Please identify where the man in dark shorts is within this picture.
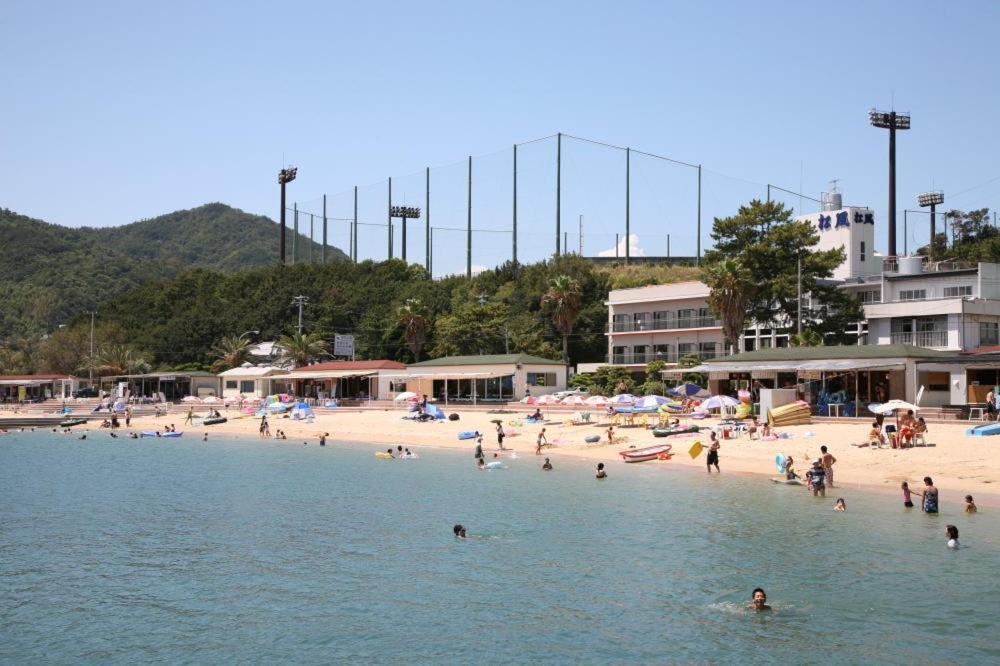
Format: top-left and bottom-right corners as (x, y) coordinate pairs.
(707, 433), (720, 473)
(806, 459), (826, 497)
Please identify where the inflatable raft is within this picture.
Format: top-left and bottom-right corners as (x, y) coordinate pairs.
(652, 425), (699, 438)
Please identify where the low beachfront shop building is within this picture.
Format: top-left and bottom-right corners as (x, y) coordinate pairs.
(271, 360), (408, 401)
(218, 365), (285, 399)
(398, 354), (567, 403)
(676, 345), (953, 416)
(105, 371), (221, 401)
(0, 374), (80, 402)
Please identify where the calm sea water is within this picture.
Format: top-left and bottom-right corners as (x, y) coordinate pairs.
(1, 432), (998, 664)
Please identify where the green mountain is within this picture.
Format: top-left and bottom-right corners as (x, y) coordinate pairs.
(0, 203), (348, 338)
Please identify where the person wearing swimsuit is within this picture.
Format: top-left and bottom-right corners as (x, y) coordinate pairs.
(901, 481), (914, 508)
(921, 476), (939, 513)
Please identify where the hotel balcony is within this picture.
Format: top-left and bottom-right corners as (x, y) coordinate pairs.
(608, 349), (727, 366)
(607, 316), (721, 334)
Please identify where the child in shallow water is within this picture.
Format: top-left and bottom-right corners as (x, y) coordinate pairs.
(834, 498), (846, 511)
(901, 481), (914, 508)
(965, 495), (977, 513)
(946, 524), (960, 549)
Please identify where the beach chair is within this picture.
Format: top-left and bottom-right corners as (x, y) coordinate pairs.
(913, 432), (927, 447)
(639, 414), (649, 429)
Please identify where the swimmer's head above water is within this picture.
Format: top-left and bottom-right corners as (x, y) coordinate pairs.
(749, 588), (771, 611)
(453, 524), (466, 538)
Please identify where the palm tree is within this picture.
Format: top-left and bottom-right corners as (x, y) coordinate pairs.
(541, 275), (583, 364)
(790, 329), (824, 347)
(94, 344), (150, 376)
(277, 332), (329, 367)
(704, 259), (754, 355)
(211, 334), (254, 371)
(397, 299), (429, 362)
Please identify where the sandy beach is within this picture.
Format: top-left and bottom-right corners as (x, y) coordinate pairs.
(69, 405), (996, 509)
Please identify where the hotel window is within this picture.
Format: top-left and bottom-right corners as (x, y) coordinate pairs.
(653, 344), (672, 360)
(240, 380), (255, 393)
(653, 310), (674, 330)
(744, 338), (756, 352)
(677, 343), (696, 359)
(527, 372), (557, 387)
(225, 380), (238, 389)
(613, 314), (629, 332)
(898, 289), (926, 302)
(860, 241), (866, 262)
(980, 322), (999, 346)
(633, 345), (649, 361)
(699, 342), (717, 359)
(759, 337), (772, 349)
(633, 312), (651, 331)
(943, 285), (973, 297)
(858, 290), (880, 304)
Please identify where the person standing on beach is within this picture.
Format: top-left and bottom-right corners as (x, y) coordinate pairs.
(496, 422), (506, 450)
(707, 432), (720, 473)
(606, 426), (614, 445)
(474, 436), (484, 461)
(820, 445), (837, 488)
(319, 432), (328, 447)
(185, 406), (195, 425)
(125, 406), (132, 428)
(535, 428), (547, 455)
(259, 415), (269, 438)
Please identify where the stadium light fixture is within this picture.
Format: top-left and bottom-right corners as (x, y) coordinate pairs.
(869, 108), (911, 257)
(917, 191), (944, 261)
(390, 205), (422, 262)
(278, 167), (298, 264)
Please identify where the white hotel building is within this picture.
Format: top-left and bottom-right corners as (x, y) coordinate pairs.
(600, 191), (1000, 373)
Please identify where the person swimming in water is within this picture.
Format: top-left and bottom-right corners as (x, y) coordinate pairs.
(965, 495), (977, 513)
(834, 498), (846, 511)
(748, 587), (771, 611)
(946, 524), (960, 549)
(596, 462), (607, 479)
(453, 524), (467, 538)
(542, 457), (553, 470)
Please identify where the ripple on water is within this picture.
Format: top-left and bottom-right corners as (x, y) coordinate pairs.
(1, 432), (998, 664)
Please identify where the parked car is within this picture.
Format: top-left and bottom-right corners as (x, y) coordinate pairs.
(73, 387), (99, 398)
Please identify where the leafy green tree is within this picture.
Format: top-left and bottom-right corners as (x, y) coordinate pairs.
(705, 199), (861, 341)
(396, 299), (430, 362)
(637, 359), (667, 396)
(541, 275), (583, 363)
(277, 332), (329, 367)
(95, 344), (150, 376)
(676, 353), (706, 385)
(211, 334), (254, 371)
(704, 259), (754, 355)
(790, 329), (824, 347)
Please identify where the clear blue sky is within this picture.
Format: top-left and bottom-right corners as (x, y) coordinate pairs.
(4, 1), (999, 275)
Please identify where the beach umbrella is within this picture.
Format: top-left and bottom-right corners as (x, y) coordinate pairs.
(537, 394), (559, 405)
(181, 395), (201, 403)
(610, 394), (636, 405)
(519, 396), (536, 404)
(393, 391), (418, 401)
(202, 396), (221, 404)
(223, 395), (241, 403)
(584, 395), (609, 406)
(560, 395), (586, 406)
(702, 395), (740, 410)
(868, 400), (919, 415)
(636, 395), (670, 408)
(669, 383), (709, 398)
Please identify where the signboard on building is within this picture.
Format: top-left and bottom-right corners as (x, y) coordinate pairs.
(334, 334), (355, 357)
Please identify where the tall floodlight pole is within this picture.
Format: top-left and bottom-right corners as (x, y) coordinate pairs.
(869, 108), (912, 257)
(512, 144), (518, 268)
(625, 147), (631, 265)
(425, 167), (431, 271)
(87, 310), (96, 384)
(322, 195), (327, 263)
(293, 203), (299, 264)
(467, 155), (472, 278)
(387, 178), (392, 259)
(352, 186), (358, 262)
(556, 132), (562, 257)
(918, 191), (945, 262)
(697, 165), (702, 264)
(391, 206), (421, 263)
(309, 213), (314, 262)
(278, 167), (297, 263)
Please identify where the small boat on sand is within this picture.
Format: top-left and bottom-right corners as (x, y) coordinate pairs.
(619, 443), (672, 463)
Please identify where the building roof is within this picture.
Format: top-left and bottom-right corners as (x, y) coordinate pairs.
(0, 374), (75, 381)
(217, 366), (285, 377)
(410, 353), (565, 367)
(703, 344), (951, 364)
(291, 360), (406, 373)
(884, 268), (978, 281)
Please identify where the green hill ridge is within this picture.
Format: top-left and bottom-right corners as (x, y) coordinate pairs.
(0, 203), (348, 338)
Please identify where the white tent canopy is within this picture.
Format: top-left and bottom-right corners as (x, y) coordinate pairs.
(665, 358), (908, 375)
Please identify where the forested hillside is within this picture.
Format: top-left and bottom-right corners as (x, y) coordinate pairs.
(0, 204), (348, 339)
